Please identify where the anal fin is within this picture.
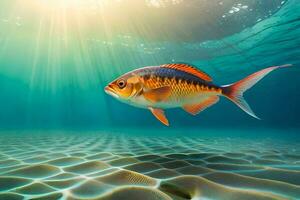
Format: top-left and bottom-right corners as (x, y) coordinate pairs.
(149, 107), (169, 126)
(183, 96), (219, 115)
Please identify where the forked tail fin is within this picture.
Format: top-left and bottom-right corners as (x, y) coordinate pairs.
(222, 64), (292, 119)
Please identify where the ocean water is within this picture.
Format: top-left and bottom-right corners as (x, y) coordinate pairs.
(0, 0), (299, 200)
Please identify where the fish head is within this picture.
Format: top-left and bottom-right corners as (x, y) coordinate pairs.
(105, 73), (143, 100)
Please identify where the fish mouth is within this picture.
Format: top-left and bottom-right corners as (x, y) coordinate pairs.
(104, 86), (119, 99)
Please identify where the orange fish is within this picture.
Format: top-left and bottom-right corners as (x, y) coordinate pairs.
(105, 63), (291, 126)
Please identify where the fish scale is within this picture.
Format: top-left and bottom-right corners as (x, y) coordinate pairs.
(142, 73), (220, 103)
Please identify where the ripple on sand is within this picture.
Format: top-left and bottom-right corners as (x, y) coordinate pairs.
(46, 172), (78, 180)
(206, 163), (264, 171)
(282, 154), (300, 161)
(146, 169), (180, 179)
(64, 161), (110, 174)
(0, 177), (31, 191)
(0, 159), (21, 168)
(0, 164), (29, 175)
(0, 154), (9, 160)
(85, 153), (114, 160)
(44, 178), (85, 189)
(176, 165), (214, 175)
(47, 157), (85, 167)
(125, 162), (162, 173)
(31, 192), (63, 200)
(239, 168), (300, 185)
(23, 156), (51, 164)
(100, 186), (172, 200)
(159, 175), (289, 200)
(252, 158), (287, 165)
(204, 172), (300, 199)
(135, 155), (162, 161)
(70, 153), (88, 157)
(70, 180), (113, 198)
(46, 153), (68, 159)
(13, 182), (55, 195)
(108, 157), (139, 166)
(260, 154), (283, 160)
(96, 169), (157, 186)
(0, 193), (24, 200)
(161, 160), (191, 169)
(187, 153), (216, 159)
(165, 154), (188, 159)
(88, 168), (119, 177)
(151, 157), (174, 164)
(0, 133), (299, 200)
(184, 159), (207, 166)
(3, 164), (61, 178)
(223, 152), (246, 158)
(13, 151), (49, 160)
(205, 156), (250, 164)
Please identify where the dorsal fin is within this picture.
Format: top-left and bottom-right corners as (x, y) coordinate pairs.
(161, 63), (212, 82)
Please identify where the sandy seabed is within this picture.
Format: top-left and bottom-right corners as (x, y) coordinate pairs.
(0, 131), (299, 200)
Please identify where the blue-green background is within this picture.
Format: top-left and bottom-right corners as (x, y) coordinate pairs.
(0, 0), (299, 130)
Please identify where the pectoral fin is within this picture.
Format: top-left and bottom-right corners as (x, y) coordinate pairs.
(143, 86), (171, 103)
(183, 96), (219, 115)
(149, 107), (169, 126)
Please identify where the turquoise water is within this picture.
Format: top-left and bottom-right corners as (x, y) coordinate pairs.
(0, 1), (299, 199)
(0, 0), (299, 129)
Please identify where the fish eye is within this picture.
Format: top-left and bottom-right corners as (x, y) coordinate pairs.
(117, 79), (126, 89)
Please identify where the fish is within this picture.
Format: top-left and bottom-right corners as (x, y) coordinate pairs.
(104, 63), (291, 126)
